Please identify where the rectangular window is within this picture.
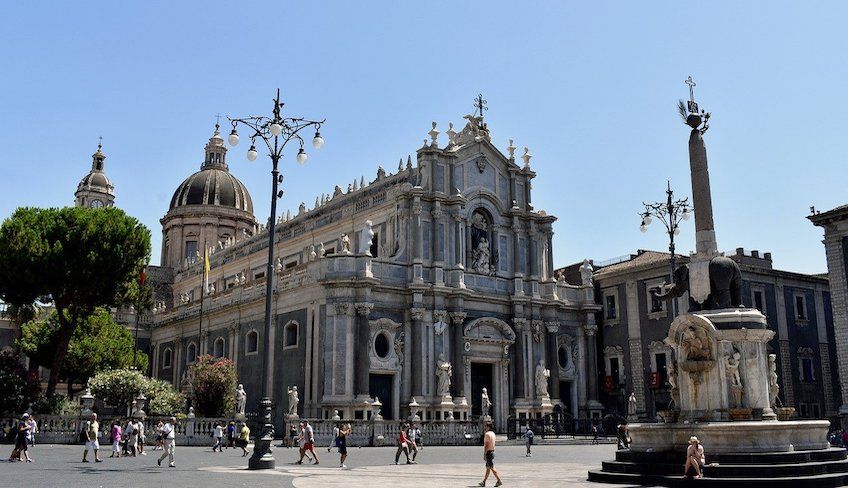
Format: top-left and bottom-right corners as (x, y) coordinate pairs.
(650, 293), (664, 313)
(325, 247), (335, 256)
(795, 294), (807, 320)
(185, 240), (198, 260)
(610, 357), (621, 385)
(254, 271), (265, 280)
(811, 404), (821, 418)
(801, 357), (815, 382)
(284, 261), (298, 270)
(370, 232), (379, 257)
(606, 295), (617, 320)
(655, 353), (667, 384)
(753, 290), (765, 312)
(799, 403), (809, 418)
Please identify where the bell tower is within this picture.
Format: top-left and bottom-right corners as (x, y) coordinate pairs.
(75, 139), (116, 208)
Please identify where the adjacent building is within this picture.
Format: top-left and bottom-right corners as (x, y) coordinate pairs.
(557, 248), (840, 421)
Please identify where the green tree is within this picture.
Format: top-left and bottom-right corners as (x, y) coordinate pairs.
(16, 308), (148, 394)
(0, 352), (41, 415)
(89, 368), (185, 416)
(0, 206), (151, 396)
(189, 355), (237, 417)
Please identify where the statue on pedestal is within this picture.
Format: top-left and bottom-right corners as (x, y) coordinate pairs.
(360, 220), (374, 256)
(627, 392), (637, 419)
(287, 386), (299, 417)
(340, 233), (351, 254)
(481, 387), (492, 418)
(579, 259), (593, 286)
(472, 236), (491, 274)
(534, 360), (550, 397)
(235, 384), (246, 417)
(436, 354), (452, 397)
(768, 354), (780, 408)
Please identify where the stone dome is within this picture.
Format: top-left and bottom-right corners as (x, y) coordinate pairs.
(168, 125), (254, 213)
(169, 168), (253, 212)
(77, 170), (113, 192)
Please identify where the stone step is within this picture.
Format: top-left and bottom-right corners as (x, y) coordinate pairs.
(587, 470), (848, 487)
(616, 447), (847, 465)
(601, 459), (848, 478)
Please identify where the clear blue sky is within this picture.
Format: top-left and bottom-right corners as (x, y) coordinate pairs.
(1, 1), (845, 274)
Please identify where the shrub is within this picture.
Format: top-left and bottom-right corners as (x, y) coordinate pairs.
(89, 368), (185, 417)
(0, 352), (40, 415)
(188, 355), (236, 417)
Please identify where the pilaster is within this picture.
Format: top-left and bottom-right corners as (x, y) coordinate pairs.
(410, 307), (426, 397)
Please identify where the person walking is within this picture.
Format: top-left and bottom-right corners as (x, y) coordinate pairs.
(212, 422), (224, 452)
(523, 426), (534, 457)
(109, 419), (122, 458)
(295, 422), (314, 464)
(394, 422), (411, 465)
(82, 413), (102, 463)
(226, 421), (235, 450)
(135, 417), (147, 455)
(237, 422), (250, 457)
(297, 420), (319, 465)
(153, 421), (164, 450)
(8, 417), (32, 462)
(406, 423), (418, 463)
(127, 424), (138, 457)
(123, 417), (134, 456)
(478, 421), (502, 487)
(338, 423), (350, 468)
(157, 416), (177, 468)
(25, 414), (38, 448)
(328, 423), (340, 453)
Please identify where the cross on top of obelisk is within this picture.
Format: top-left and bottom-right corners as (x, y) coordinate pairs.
(473, 93), (488, 118)
(685, 76), (699, 113)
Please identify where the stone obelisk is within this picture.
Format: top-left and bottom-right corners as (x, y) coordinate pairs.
(684, 77), (718, 257)
(682, 77), (718, 305)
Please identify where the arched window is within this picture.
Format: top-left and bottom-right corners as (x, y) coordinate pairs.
(246, 330), (259, 355)
(187, 343), (197, 364)
(284, 321), (299, 349)
(163, 348), (173, 369)
(213, 337), (225, 357)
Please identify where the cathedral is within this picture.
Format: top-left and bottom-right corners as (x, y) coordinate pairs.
(93, 110), (602, 430)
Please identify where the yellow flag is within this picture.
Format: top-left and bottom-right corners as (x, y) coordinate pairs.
(203, 246), (210, 293)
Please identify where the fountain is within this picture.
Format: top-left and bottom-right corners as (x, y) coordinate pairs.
(588, 78), (847, 486)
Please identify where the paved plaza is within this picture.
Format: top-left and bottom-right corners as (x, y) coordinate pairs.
(5, 442), (619, 488)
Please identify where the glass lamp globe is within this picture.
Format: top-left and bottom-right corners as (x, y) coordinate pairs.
(674, 226), (681, 236)
(640, 224), (647, 233)
(682, 209), (691, 221)
(247, 145), (258, 162)
(643, 214), (652, 225)
(312, 131), (324, 149)
(228, 130), (239, 146)
(270, 122), (282, 137)
(296, 148), (308, 164)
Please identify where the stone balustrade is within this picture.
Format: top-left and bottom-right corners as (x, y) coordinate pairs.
(16, 414), (483, 447)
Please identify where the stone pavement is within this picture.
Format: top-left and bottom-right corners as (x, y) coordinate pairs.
(4, 442), (621, 487)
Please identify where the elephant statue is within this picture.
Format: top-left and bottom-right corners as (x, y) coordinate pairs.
(651, 255), (743, 311)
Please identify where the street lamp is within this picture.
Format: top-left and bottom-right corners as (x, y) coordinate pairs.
(640, 181), (691, 316)
(228, 88), (325, 470)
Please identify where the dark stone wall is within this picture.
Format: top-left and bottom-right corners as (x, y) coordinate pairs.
(272, 308), (308, 427)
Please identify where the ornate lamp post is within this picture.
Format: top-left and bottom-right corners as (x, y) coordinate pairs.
(640, 181), (691, 316)
(227, 89), (324, 470)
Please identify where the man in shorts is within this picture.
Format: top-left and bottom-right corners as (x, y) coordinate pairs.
(82, 413), (102, 463)
(338, 423), (350, 468)
(479, 421), (502, 487)
(297, 420), (319, 465)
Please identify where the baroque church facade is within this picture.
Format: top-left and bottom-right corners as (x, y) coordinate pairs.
(147, 113), (602, 429)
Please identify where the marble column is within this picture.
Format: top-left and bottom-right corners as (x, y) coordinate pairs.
(412, 199), (424, 284)
(151, 343), (159, 379)
(173, 336), (182, 386)
(584, 321), (600, 406)
(545, 322), (560, 401)
(450, 311), (467, 399)
(354, 302), (374, 398)
(513, 318), (527, 398)
(410, 307), (425, 397)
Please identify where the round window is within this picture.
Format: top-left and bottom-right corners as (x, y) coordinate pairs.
(558, 346), (569, 368)
(374, 333), (390, 358)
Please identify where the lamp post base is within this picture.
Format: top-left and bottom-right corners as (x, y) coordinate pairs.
(248, 397), (275, 470)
